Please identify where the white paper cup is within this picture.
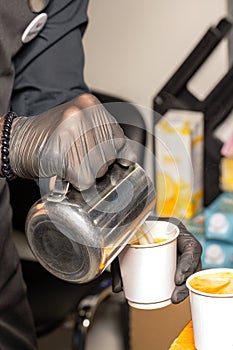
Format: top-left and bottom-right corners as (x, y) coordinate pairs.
(118, 220), (179, 310)
(186, 268), (233, 350)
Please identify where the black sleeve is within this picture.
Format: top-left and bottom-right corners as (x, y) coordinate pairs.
(0, 180), (37, 349)
(11, 0), (90, 116)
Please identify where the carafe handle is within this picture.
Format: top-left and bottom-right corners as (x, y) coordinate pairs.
(47, 177), (69, 202)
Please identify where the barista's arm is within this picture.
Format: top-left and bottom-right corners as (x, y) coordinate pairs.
(0, 94), (136, 190)
(11, 0), (90, 116)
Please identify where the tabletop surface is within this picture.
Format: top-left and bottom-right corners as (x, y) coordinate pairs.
(169, 321), (195, 349)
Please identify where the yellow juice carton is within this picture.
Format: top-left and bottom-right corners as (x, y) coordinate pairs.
(155, 109), (204, 219)
(220, 157), (233, 192)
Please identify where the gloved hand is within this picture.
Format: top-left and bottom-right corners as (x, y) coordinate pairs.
(160, 217), (202, 303)
(111, 216), (202, 304)
(7, 93), (136, 190)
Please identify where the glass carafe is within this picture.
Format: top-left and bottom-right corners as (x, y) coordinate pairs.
(25, 163), (155, 283)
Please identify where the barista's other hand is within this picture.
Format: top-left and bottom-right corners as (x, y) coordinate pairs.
(159, 217), (202, 304)
(111, 217), (202, 303)
(8, 93), (136, 190)
(111, 256), (123, 293)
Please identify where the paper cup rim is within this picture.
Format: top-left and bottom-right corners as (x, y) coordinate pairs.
(128, 220), (179, 248)
(186, 268), (233, 298)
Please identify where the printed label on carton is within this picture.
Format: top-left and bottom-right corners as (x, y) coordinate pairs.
(155, 110), (204, 219)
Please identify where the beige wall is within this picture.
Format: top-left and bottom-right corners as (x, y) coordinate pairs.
(83, 0), (228, 179)
(83, 3), (228, 349)
(83, 0), (228, 108)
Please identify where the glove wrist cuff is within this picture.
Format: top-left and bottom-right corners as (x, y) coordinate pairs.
(0, 111), (18, 180)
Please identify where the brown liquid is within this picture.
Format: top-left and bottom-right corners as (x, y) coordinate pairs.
(190, 271), (233, 294)
(129, 223), (170, 246)
(130, 237), (167, 245)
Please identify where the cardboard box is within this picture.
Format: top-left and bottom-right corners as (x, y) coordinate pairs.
(155, 110), (204, 219)
(202, 239), (233, 269)
(205, 192), (233, 244)
(130, 300), (191, 350)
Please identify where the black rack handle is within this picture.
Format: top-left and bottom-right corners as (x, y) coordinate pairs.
(153, 17), (233, 115)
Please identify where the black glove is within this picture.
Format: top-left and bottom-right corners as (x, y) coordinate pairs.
(160, 217), (202, 304)
(111, 216), (202, 304)
(4, 93), (136, 190)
